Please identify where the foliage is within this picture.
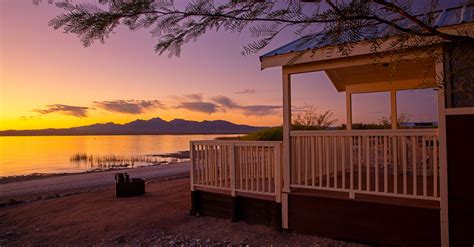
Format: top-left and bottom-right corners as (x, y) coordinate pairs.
(240, 126), (283, 141)
(350, 112), (411, 129)
(292, 105), (337, 130)
(46, 0), (474, 58)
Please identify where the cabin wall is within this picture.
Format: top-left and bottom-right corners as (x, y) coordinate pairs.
(446, 114), (474, 246)
(444, 42), (474, 246)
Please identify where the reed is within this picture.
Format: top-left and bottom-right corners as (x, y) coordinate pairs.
(69, 152), (188, 171)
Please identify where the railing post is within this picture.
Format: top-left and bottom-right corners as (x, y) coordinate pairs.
(229, 143), (236, 197)
(190, 141), (195, 192)
(275, 143), (282, 203)
(282, 69), (291, 230)
(229, 143), (238, 223)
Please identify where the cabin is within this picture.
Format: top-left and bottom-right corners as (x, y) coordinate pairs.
(189, 5), (474, 247)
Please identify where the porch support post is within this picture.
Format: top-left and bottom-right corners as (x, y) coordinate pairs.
(436, 57), (450, 247)
(390, 90), (398, 129)
(346, 92), (352, 130)
(190, 141), (195, 191)
(282, 68), (291, 229)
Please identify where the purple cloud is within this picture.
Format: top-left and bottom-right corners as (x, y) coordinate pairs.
(94, 100), (166, 114)
(177, 101), (219, 114)
(34, 104), (90, 117)
(211, 95), (281, 116)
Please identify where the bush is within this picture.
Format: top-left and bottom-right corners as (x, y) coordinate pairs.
(240, 126), (283, 141)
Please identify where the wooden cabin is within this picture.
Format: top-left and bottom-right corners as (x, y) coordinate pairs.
(189, 5), (474, 246)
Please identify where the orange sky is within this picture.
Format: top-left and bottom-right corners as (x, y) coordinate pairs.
(0, 1), (438, 131)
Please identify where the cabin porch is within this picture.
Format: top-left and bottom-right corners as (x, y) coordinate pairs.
(189, 127), (441, 245)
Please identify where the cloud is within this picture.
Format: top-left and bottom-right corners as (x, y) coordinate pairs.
(172, 94), (281, 116)
(34, 104), (90, 117)
(183, 94), (203, 101)
(211, 95), (281, 116)
(177, 101), (219, 114)
(239, 105), (281, 116)
(174, 93), (219, 114)
(211, 95), (240, 109)
(94, 100), (165, 114)
(235, 89), (257, 94)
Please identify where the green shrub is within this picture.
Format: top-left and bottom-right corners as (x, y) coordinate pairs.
(240, 126), (283, 141)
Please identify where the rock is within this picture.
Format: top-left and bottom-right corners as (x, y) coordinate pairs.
(6, 199), (23, 206)
(41, 194), (59, 200)
(114, 236), (126, 244)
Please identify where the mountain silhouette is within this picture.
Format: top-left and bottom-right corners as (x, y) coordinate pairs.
(0, 117), (264, 136)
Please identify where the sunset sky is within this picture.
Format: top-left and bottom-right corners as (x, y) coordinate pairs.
(0, 1), (442, 131)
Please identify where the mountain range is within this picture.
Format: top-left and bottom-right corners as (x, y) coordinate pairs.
(0, 118), (265, 136)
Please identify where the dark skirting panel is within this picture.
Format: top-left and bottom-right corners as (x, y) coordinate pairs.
(235, 196), (281, 228)
(190, 190), (281, 229)
(288, 194), (440, 247)
(191, 191), (233, 219)
(446, 114), (474, 247)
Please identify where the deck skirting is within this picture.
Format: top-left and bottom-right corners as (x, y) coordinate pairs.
(191, 189), (440, 246)
(288, 193), (440, 247)
(190, 190), (282, 229)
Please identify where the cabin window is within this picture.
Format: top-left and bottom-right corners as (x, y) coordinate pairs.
(444, 42), (474, 108)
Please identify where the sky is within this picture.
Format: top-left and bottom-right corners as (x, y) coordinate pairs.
(0, 0), (442, 131)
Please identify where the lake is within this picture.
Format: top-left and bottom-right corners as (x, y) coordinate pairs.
(0, 134), (238, 177)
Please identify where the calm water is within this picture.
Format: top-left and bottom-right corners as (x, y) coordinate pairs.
(0, 135), (237, 177)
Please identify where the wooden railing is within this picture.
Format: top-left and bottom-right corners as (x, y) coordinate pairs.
(290, 129), (440, 201)
(190, 141), (282, 201)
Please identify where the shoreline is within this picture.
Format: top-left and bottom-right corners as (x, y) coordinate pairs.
(0, 150), (190, 185)
(0, 162), (188, 185)
(0, 133), (246, 137)
(0, 162), (190, 202)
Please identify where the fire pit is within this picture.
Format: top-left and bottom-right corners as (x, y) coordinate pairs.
(115, 173), (145, 197)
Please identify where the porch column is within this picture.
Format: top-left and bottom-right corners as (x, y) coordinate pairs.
(390, 90), (398, 129)
(436, 57), (449, 247)
(282, 68), (291, 229)
(346, 92), (352, 130)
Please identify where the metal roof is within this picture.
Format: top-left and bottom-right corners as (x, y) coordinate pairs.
(260, 4), (474, 59)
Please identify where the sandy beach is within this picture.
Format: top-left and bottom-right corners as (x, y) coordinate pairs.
(0, 175), (361, 246)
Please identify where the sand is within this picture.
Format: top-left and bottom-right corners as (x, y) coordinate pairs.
(0, 177), (362, 246)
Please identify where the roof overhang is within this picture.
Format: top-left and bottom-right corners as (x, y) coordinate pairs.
(325, 57), (437, 92)
(261, 23), (474, 70)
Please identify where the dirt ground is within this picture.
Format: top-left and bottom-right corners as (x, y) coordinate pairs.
(0, 178), (363, 246)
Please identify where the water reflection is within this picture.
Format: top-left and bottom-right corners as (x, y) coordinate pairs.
(0, 135), (238, 176)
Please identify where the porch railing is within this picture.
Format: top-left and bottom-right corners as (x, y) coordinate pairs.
(290, 129), (440, 201)
(190, 140), (282, 201)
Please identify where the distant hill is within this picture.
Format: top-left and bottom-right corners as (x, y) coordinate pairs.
(0, 118), (265, 136)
